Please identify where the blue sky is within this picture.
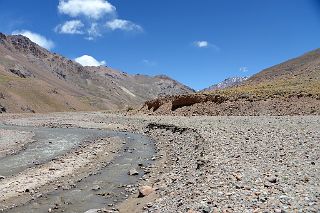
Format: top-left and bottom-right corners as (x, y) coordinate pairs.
(0, 0), (319, 90)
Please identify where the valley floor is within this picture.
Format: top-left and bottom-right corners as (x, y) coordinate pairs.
(0, 112), (319, 213)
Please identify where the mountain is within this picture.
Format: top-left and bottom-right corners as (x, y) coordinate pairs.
(223, 48), (320, 99)
(141, 49), (320, 116)
(0, 33), (194, 113)
(202, 76), (248, 91)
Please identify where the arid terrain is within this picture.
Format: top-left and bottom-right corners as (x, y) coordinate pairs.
(141, 49), (320, 116)
(0, 46), (319, 212)
(0, 112), (319, 213)
(0, 33), (193, 113)
(0, 0), (319, 212)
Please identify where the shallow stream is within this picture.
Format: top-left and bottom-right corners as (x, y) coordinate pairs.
(0, 123), (154, 212)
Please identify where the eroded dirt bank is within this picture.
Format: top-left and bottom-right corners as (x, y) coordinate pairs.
(0, 113), (319, 213)
(139, 94), (320, 116)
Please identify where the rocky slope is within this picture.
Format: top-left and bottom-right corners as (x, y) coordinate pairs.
(141, 49), (320, 116)
(0, 33), (194, 113)
(202, 76), (248, 91)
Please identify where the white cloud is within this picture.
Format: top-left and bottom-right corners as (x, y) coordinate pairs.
(75, 55), (106, 66)
(106, 19), (143, 32)
(194, 41), (209, 48)
(193, 40), (220, 51)
(240, 67), (248, 72)
(12, 30), (55, 50)
(58, 0), (115, 19)
(55, 20), (84, 34)
(56, 0), (142, 40)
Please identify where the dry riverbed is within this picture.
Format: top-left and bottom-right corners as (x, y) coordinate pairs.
(0, 112), (319, 213)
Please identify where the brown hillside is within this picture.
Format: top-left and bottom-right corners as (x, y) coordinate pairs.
(0, 33), (194, 113)
(140, 49), (320, 116)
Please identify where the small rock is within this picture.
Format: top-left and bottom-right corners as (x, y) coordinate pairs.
(264, 182), (272, 188)
(267, 176), (277, 183)
(233, 173), (242, 181)
(92, 185), (101, 191)
(244, 185), (251, 190)
(138, 186), (155, 198)
(84, 209), (100, 213)
(0, 176), (5, 180)
(202, 206), (211, 213)
(128, 169), (139, 176)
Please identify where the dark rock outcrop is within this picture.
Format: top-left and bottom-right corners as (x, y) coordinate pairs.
(9, 65), (33, 78)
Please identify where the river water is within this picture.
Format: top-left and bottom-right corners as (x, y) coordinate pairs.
(0, 124), (154, 213)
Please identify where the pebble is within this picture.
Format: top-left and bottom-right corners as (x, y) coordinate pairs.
(128, 169), (139, 176)
(267, 176), (277, 183)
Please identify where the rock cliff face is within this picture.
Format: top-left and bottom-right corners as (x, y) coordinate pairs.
(0, 33), (194, 113)
(140, 49), (320, 116)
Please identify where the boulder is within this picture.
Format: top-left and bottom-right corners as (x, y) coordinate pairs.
(138, 186), (155, 198)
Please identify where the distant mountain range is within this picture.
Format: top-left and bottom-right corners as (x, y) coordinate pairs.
(0, 33), (194, 113)
(202, 76), (248, 91)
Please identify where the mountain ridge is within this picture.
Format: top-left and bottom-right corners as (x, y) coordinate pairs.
(140, 48), (320, 116)
(0, 33), (194, 113)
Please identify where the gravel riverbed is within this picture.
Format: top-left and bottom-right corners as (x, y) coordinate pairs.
(0, 113), (319, 213)
(0, 129), (34, 158)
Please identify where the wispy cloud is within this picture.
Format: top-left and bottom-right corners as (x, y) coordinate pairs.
(75, 55), (106, 66)
(194, 41), (209, 48)
(58, 0), (115, 19)
(240, 67), (249, 72)
(12, 30), (55, 50)
(106, 19), (143, 32)
(55, 20), (84, 34)
(142, 59), (157, 67)
(86, 23), (101, 40)
(193, 40), (220, 51)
